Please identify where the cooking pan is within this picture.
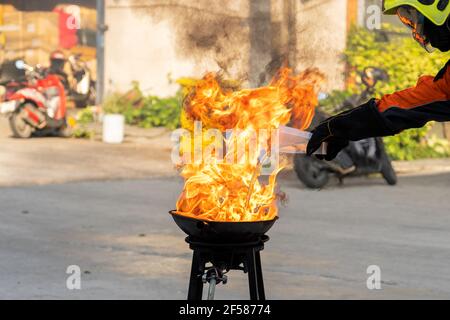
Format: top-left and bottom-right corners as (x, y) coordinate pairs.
(170, 210), (278, 243)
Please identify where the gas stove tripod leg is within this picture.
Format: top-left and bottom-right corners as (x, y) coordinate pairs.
(187, 250), (204, 300)
(255, 250), (265, 300)
(246, 248), (264, 301)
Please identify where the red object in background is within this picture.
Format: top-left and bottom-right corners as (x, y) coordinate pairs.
(8, 73), (67, 122)
(53, 8), (78, 49)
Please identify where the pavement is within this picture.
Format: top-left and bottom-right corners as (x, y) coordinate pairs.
(0, 117), (175, 187)
(2, 116), (450, 299)
(1, 174), (450, 299)
(2, 115), (450, 187)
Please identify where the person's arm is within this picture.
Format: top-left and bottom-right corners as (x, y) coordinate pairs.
(307, 62), (450, 159)
(376, 70), (450, 132)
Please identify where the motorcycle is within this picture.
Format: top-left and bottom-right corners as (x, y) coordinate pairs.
(0, 60), (71, 138)
(67, 54), (96, 108)
(45, 53), (96, 109)
(294, 67), (397, 188)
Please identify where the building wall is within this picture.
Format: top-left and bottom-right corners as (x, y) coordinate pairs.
(295, 0), (348, 91)
(105, 0), (252, 97)
(104, 0), (349, 97)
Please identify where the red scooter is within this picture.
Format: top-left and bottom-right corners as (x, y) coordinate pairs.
(0, 60), (70, 138)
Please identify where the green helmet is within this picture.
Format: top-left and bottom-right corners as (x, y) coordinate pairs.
(383, 0), (450, 26)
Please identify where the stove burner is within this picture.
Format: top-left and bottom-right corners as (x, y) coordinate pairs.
(185, 235), (268, 300)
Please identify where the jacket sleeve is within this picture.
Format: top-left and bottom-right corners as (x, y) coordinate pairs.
(375, 61), (450, 134)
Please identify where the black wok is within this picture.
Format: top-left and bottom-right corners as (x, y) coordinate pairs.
(170, 210), (278, 243)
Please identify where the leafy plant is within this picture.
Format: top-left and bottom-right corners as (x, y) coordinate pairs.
(72, 108), (95, 139)
(76, 108), (95, 125)
(383, 123), (450, 160)
(345, 24), (450, 96)
(102, 81), (182, 130)
(73, 127), (95, 139)
(319, 89), (354, 114)
(136, 94), (182, 130)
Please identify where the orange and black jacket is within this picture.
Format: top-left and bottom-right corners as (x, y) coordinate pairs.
(307, 63), (450, 158)
(375, 61), (450, 133)
(334, 62), (450, 141)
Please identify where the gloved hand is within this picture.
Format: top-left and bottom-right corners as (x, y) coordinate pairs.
(306, 99), (395, 160)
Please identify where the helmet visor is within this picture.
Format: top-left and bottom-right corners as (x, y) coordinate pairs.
(397, 6), (435, 52)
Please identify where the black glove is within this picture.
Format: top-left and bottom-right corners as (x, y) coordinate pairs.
(306, 99), (395, 160)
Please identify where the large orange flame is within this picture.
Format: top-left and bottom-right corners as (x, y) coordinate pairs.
(176, 68), (324, 222)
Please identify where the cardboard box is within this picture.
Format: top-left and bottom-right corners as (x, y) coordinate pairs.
(2, 11), (59, 51)
(79, 6), (97, 30)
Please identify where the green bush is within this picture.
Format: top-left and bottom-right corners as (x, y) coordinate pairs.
(345, 24), (449, 96)
(136, 95), (182, 130)
(383, 124), (450, 160)
(319, 89), (354, 114)
(103, 82), (182, 130)
(77, 108), (95, 125)
(73, 127), (95, 139)
(72, 108), (95, 139)
(327, 24), (450, 160)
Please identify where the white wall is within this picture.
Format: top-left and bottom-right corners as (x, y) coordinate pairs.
(105, 0), (251, 97)
(296, 0), (348, 91)
(104, 0), (348, 96)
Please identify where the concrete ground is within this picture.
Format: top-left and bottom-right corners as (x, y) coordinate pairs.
(0, 117), (175, 187)
(1, 173), (450, 300)
(2, 115), (450, 187)
(2, 116), (450, 299)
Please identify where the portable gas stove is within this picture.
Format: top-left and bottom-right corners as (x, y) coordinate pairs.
(170, 210), (277, 301)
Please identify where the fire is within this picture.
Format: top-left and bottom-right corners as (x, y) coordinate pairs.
(175, 68), (324, 222)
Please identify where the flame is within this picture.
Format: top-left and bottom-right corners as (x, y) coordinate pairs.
(176, 68), (324, 222)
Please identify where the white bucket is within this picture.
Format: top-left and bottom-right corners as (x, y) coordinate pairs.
(102, 114), (125, 144)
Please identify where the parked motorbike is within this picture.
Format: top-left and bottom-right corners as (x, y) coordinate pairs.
(67, 54), (96, 108)
(294, 67), (397, 188)
(0, 60), (71, 138)
(45, 53), (96, 109)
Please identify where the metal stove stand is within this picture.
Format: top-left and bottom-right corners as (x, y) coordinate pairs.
(185, 235), (269, 300)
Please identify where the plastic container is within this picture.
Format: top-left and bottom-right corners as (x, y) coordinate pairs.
(277, 125), (327, 155)
(102, 114), (125, 144)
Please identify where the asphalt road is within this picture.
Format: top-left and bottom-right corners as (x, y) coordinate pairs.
(1, 173), (450, 299)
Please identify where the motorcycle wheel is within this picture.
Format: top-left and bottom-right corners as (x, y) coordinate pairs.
(75, 99), (87, 108)
(9, 105), (33, 139)
(74, 95), (89, 108)
(57, 120), (72, 138)
(379, 147), (397, 186)
(294, 154), (329, 189)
